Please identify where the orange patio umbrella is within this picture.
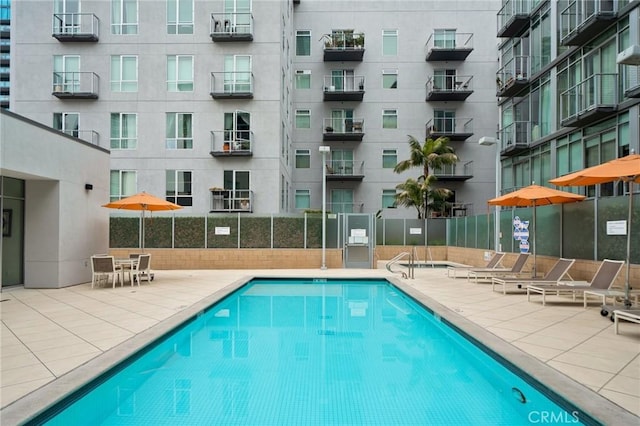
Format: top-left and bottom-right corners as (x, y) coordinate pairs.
(103, 192), (183, 252)
(550, 154), (640, 308)
(488, 184), (585, 277)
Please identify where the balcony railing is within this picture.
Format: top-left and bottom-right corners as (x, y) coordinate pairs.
(560, 0), (616, 46)
(496, 55), (529, 97)
(425, 32), (473, 61)
(560, 73), (618, 127)
(322, 31), (365, 61)
(325, 159), (365, 180)
(426, 117), (474, 141)
(52, 72), (99, 99)
(210, 72), (254, 99)
(210, 12), (253, 41)
(323, 117), (365, 141)
(209, 130), (253, 157)
(210, 189), (253, 212)
(433, 161), (474, 181)
(497, 0), (532, 38)
(623, 65), (640, 98)
(327, 202), (364, 213)
(499, 121), (530, 155)
(60, 129), (100, 146)
(52, 13), (99, 41)
(323, 75), (365, 101)
(425, 75), (473, 101)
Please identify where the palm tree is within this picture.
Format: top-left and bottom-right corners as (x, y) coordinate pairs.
(394, 135), (458, 218)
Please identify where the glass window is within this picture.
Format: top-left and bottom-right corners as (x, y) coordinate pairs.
(167, 0), (193, 34)
(167, 55), (193, 92)
(111, 55), (138, 92)
(111, 0), (138, 34)
(110, 113), (137, 149)
(295, 149), (310, 168)
(53, 55), (80, 93)
(110, 170), (137, 201)
(166, 113), (193, 149)
(382, 109), (397, 129)
(295, 70), (311, 89)
(382, 149), (397, 168)
(382, 70), (397, 89)
(382, 30), (397, 55)
(296, 30), (311, 56)
(295, 189), (310, 209)
(53, 112), (79, 137)
(434, 29), (455, 48)
(382, 189), (396, 208)
(166, 170), (192, 206)
(295, 109), (310, 128)
(224, 55), (252, 93)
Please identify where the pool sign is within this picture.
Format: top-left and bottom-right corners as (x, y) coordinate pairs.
(513, 216), (530, 253)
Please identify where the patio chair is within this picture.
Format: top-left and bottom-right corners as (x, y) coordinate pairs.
(446, 252), (505, 278)
(131, 254), (154, 284)
(612, 309), (640, 335)
(91, 255), (123, 288)
(491, 257), (576, 295)
(527, 259), (624, 306)
(467, 253), (530, 283)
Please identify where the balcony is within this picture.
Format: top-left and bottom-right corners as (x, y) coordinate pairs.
(325, 160), (365, 182)
(210, 189), (253, 213)
(210, 72), (254, 99)
(496, 55), (529, 97)
(560, 0), (616, 46)
(497, 0), (532, 38)
(560, 73), (618, 127)
(623, 65), (640, 98)
(210, 12), (253, 41)
(52, 13), (99, 42)
(327, 202), (364, 213)
(425, 32), (473, 61)
(209, 130), (253, 157)
(323, 118), (365, 142)
(433, 161), (473, 181)
(60, 129), (100, 146)
(323, 75), (365, 101)
(426, 117), (474, 142)
(425, 75), (473, 101)
(499, 121), (530, 156)
(322, 32), (365, 62)
(52, 72), (99, 99)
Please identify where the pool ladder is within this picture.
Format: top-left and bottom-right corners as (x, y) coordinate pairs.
(386, 247), (418, 279)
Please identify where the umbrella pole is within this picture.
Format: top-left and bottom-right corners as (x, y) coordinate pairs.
(624, 181), (634, 308)
(141, 209), (145, 253)
(532, 205), (537, 278)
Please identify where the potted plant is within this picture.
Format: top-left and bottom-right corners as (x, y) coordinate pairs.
(223, 142), (230, 151)
(325, 126), (334, 133)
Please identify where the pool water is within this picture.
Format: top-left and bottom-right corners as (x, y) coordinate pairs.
(38, 279), (583, 425)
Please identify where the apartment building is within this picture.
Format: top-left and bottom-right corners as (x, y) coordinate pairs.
(10, 0), (500, 218)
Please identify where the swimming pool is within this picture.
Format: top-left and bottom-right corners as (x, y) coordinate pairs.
(23, 278), (596, 425)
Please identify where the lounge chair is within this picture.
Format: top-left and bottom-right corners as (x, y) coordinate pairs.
(491, 257), (576, 295)
(613, 309), (640, 335)
(467, 253), (530, 283)
(446, 252), (505, 278)
(527, 259), (624, 306)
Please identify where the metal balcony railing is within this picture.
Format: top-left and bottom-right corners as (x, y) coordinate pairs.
(60, 129), (100, 146)
(425, 117), (474, 140)
(496, 55), (529, 95)
(210, 72), (254, 98)
(425, 32), (473, 61)
(426, 74), (473, 92)
(323, 117), (364, 134)
(499, 121), (530, 154)
(497, 0), (532, 37)
(323, 75), (365, 92)
(324, 159), (364, 176)
(560, 73), (618, 124)
(210, 189), (253, 212)
(433, 161), (473, 178)
(210, 130), (253, 154)
(210, 12), (253, 40)
(560, 0), (616, 46)
(52, 13), (99, 41)
(52, 72), (99, 98)
(322, 31), (365, 51)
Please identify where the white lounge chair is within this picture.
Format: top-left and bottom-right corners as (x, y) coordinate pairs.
(491, 258), (576, 295)
(527, 259), (624, 306)
(468, 253), (530, 283)
(613, 309), (640, 335)
(446, 252), (505, 278)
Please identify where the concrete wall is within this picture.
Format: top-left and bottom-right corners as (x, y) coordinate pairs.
(0, 109), (110, 288)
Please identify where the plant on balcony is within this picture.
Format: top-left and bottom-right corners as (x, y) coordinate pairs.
(325, 126), (334, 132)
(354, 34), (365, 49)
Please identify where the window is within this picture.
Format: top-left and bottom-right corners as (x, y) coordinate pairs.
(224, 170), (250, 210)
(433, 69), (456, 90)
(295, 189), (310, 209)
(224, 110), (251, 149)
(166, 113), (193, 149)
(382, 109), (397, 129)
(330, 189), (354, 213)
(110, 170), (137, 201)
(53, 112), (79, 137)
(382, 189), (397, 208)
(111, 0), (138, 34)
(224, 55), (252, 93)
(434, 110), (455, 132)
(111, 55), (138, 92)
(382, 149), (397, 168)
(382, 30), (398, 55)
(434, 29), (455, 48)
(382, 70), (397, 89)
(295, 70), (311, 89)
(167, 55), (193, 92)
(166, 170), (192, 206)
(295, 109), (310, 128)
(296, 30), (311, 56)
(111, 113), (137, 149)
(167, 0), (193, 34)
(295, 149), (310, 168)
(53, 55), (80, 93)
(54, 0), (79, 32)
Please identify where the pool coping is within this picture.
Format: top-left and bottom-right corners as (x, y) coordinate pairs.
(2, 275), (638, 425)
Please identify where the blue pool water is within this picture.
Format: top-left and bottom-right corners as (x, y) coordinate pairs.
(37, 278), (584, 425)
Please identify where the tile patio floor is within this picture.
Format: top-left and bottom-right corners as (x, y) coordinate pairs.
(1, 266), (638, 423)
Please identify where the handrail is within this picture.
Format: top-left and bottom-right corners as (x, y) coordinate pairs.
(386, 252), (412, 279)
